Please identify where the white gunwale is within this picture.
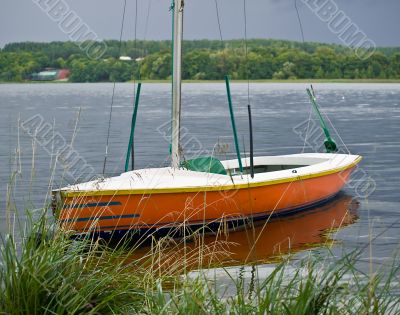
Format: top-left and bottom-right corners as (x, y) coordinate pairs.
(58, 153), (361, 197)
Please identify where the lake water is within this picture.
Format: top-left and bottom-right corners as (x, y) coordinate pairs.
(1, 82), (399, 274)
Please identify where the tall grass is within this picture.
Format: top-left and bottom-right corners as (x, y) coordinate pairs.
(1, 211), (399, 314)
(141, 255), (400, 314)
(0, 212), (147, 314)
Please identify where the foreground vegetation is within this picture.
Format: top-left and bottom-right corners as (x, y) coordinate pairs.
(1, 211), (399, 315)
(1, 39), (400, 82)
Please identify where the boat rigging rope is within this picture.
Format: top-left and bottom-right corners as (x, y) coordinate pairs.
(103, 0), (128, 175)
(322, 109), (351, 154)
(214, 0), (228, 76)
(243, 0), (255, 180)
(214, 0), (224, 45)
(133, 0), (138, 81)
(294, 0), (305, 44)
(126, 0), (151, 171)
(294, 0), (313, 153)
(294, 1), (349, 154)
(143, 0), (152, 41)
(243, 0), (250, 106)
(301, 105), (313, 153)
(130, 0), (139, 171)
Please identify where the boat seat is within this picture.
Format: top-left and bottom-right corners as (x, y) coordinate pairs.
(181, 156), (227, 175)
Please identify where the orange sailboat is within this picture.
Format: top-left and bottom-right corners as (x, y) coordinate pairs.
(51, 1), (361, 240)
(53, 153), (360, 240)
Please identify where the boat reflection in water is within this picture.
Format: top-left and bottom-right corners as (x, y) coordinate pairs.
(131, 193), (359, 272)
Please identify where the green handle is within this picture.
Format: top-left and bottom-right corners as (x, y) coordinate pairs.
(125, 82), (142, 172)
(225, 75), (243, 173)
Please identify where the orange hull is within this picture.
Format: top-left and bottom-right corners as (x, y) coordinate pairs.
(57, 166), (355, 236)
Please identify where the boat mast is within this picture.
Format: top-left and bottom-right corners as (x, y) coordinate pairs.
(171, 0), (184, 168)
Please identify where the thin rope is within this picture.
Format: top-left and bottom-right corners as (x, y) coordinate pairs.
(295, 0), (311, 153)
(214, 0), (227, 76)
(129, 0), (139, 171)
(103, 0), (128, 175)
(214, 0), (223, 43)
(131, 0), (139, 100)
(294, 0), (305, 44)
(243, 0), (250, 105)
(322, 109), (351, 154)
(143, 0), (152, 42)
(301, 104), (313, 153)
(133, 0), (140, 81)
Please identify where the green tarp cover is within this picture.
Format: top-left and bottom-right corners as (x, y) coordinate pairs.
(181, 156), (227, 175)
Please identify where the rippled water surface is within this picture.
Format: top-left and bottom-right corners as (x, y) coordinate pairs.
(1, 82), (399, 272)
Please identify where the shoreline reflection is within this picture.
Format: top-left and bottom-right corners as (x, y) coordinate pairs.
(130, 193), (359, 272)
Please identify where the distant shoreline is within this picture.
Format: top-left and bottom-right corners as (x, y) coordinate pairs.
(3, 40), (399, 83)
(1, 79), (400, 84)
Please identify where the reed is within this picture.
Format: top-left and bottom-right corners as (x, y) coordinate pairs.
(141, 252), (400, 314)
(1, 210), (399, 315)
(0, 211), (147, 315)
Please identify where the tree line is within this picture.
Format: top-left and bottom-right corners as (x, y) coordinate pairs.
(1, 39), (399, 82)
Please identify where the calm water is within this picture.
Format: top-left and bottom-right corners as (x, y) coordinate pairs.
(1, 82), (399, 273)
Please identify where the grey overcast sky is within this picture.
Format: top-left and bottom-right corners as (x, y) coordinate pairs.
(1, 0), (399, 48)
